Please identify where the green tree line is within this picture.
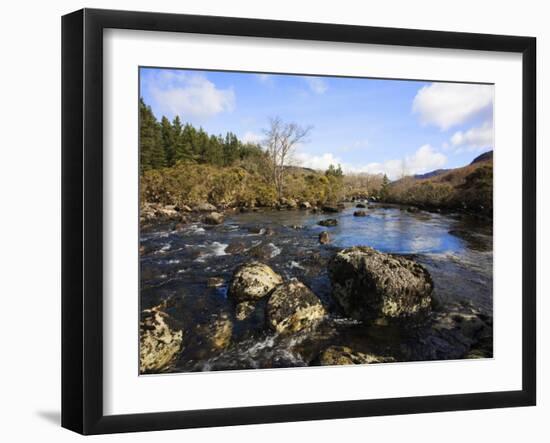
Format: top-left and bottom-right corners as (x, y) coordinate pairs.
(139, 98), (265, 173)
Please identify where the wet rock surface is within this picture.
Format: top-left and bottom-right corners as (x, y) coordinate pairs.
(203, 211), (224, 225)
(266, 279), (326, 334)
(319, 231), (330, 244)
(229, 262), (283, 303)
(317, 346), (395, 366)
(318, 218), (338, 227)
(328, 246), (433, 321)
(139, 304), (183, 374)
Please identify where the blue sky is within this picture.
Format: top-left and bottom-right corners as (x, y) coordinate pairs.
(140, 67), (494, 179)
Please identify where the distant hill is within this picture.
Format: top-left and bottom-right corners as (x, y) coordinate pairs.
(384, 151), (493, 215)
(413, 168), (450, 180)
(409, 150), (493, 181)
(470, 150), (493, 164)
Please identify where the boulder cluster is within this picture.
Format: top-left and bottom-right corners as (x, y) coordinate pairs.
(140, 243), (442, 372)
(229, 262), (326, 334)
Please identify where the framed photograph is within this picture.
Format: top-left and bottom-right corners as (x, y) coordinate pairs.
(61, 8), (536, 435)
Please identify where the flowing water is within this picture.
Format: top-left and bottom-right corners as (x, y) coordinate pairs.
(140, 203), (493, 372)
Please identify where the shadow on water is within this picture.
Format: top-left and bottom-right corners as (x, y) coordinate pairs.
(140, 203), (493, 372)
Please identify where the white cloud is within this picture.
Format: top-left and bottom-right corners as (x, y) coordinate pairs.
(449, 121), (493, 152)
(304, 77), (328, 94)
(412, 83), (493, 130)
(241, 131), (263, 144)
(150, 73), (235, 119)
(294, 152), (342, 170)
(293, 145), (447, 180)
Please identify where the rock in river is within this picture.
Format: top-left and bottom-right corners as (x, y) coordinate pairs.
(317, 346), (395, 366)
(195, 312), (233, 351)
(321, 204), (340, 213)
(353, 210), (368, 217)
(266, 279), (326, 334)
(318, 218), (338, 227)
(229, 262), (284, 319)
(328, 246), (433, 321)
(207, 277), (225, 288)
(319, 231), (330, 244)
(195, 202), (217, 212)
(203, 211), (224, 225)
(355, 203), (367, 208)
(139, 305), (183, 373)
(225, 240), (248, 254)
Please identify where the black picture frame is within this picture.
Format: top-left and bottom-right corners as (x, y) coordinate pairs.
(62, 8), (537, 435)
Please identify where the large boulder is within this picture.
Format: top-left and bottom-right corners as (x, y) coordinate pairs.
(266, 279), (326, 334)
(139, 306), (183, 373)
(229, 262), (283, 320)
(328, 246), (433, 321)
(317, 346), (395, 366)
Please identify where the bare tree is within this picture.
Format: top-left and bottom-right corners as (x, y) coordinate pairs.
(263, 117), (312, 200)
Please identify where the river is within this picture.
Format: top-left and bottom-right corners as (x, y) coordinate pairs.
(140, 203), (493, 372)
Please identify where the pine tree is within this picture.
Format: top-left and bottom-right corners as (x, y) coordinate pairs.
(204, 134), (224, 166)
(139, 98), (163, 173)
(223, 132), (240, 165)
(176, 123), (196, 162)
(379, 174), (391, 200)
(160, 116), (175, 167)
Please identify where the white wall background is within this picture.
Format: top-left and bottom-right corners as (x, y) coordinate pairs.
(0, 0), (546, 441)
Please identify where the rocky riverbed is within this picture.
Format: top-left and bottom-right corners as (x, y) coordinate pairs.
(139, 202), (493, 373)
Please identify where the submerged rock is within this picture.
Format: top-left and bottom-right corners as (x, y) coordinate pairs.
(139, 306), (183, 373)
(321, 205), (340, 213)
(225, 240), (248, 254)
(235, 301), (257, 321)
(319, 231), (330, 244)
(229, 262), (284, 304)
(356, 203), (367, 208)
(318, 218), (338, 227)
(317, 346), (395, 366)
(207, 277), (225, 288)
(353, 210), (368, 217)
(248, 242), (281, 261)
(328, 246), (433, 321)
(203, 211), (224, 225)
(195, 312), (233, 351)
(401, 303), (493, 361)
(266, 279), (326, 334)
